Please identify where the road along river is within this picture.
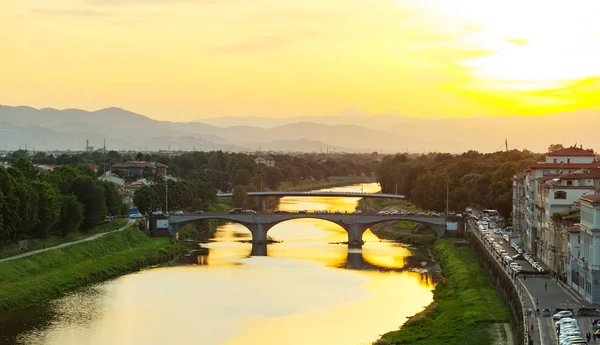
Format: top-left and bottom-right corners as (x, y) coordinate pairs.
(0, 183), (436, 345)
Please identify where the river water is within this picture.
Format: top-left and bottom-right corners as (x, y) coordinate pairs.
(0, 183), (435, 345)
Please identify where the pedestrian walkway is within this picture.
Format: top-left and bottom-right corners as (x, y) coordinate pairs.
(468, 219), (597, 345)
(0, 219), (135, 263)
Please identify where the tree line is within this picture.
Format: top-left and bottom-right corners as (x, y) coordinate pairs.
(377, 150), (542, 217)
(0, 159), (128, 243)
(131, 151), (378, 211)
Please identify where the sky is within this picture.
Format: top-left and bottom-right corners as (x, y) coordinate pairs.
(1, 0), (600, 121)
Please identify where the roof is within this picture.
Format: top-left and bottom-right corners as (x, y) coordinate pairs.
(542, 185), (595, 190)
(111, 161), (168, 169)
(536, 175), (559, 182)
(581, 194), (600, 203)
(548, 147), (595, 157)
(556, 170), (600, 180)
(256, 156), (275, 161)
(529, 162), (600, 169)
(513, 171), (529, 179)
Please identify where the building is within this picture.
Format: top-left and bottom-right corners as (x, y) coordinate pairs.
(110, 161), (168, 178)
(255, 156), (276, 167)
(569, 194), (600, 303)
(513, 146), (600, 274)
(33, 164), (55, 173)
(99, 172), (125, 187)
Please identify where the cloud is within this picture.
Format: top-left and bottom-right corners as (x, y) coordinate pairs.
(31, 8), (111, 17)
(505, 38), (529, 46)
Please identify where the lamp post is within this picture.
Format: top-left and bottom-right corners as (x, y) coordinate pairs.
(165, 176), (168, 214)
(445, 179), (449, 217)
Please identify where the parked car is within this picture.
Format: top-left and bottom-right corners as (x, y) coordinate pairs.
(244, 209), (257, 214)
(377, 211), (390, 215)
(194, 210), (204, 214)
(298, 210), (308, 214)
(174, 210), (184, 215)
(229, 208), (243, 214)
(353, 210), (362, 215)
(553, 311), (574, 320)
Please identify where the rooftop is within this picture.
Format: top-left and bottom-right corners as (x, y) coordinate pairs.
(529, 162), (600, 169)
(581, 194), (600, 203)
(548, 146), (595, 157)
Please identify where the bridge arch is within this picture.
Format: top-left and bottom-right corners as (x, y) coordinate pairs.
(168, 214), (446, 247)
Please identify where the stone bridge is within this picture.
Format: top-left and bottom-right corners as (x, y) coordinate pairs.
(169, 213), (446, 247)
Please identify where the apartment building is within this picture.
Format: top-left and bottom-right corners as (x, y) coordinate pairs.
(513, 146), (600, 274)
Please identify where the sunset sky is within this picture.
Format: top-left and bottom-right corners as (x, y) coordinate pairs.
(2, 0), (600, 121)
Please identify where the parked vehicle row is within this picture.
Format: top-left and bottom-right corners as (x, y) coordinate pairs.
(376, 210), (442, 217)
(554, 312), (587, 344)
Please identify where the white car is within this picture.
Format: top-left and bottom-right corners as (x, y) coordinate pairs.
(553, 311), (574, 320)
(377, 211), (390, 215)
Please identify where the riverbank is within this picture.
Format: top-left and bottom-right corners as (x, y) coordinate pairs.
(0, 227), (180, 313)
(0, 219), (129, 260)
(374, 238), (511, 345)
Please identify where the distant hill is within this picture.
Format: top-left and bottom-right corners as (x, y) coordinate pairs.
(1, 105), (600, 153)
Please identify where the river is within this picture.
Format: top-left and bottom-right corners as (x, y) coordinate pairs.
(0, 183), (435, 345)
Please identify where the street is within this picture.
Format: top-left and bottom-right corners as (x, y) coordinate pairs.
(469, 218), (598, 344)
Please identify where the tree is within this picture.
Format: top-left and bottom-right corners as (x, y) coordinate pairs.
(264, 167), (283, 190)
(102, 181), (125, 216)
(133, 187), (161, 213)
(232, 185), (248, 208)
(69, 177), (106, 230)
(12, 158), (39, 180)
(232, 169), (252, 187)
(55, 195), (84, 235)
(548, 144), (564, 153)
(30, 181), (60, 237)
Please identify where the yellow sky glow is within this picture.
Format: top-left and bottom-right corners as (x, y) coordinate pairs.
(1, 0), (599, 121)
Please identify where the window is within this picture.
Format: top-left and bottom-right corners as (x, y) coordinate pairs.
(568, 158), (571, 163)
(567, 180), (573, 186)
(554, 191), (567, 199)
(554, 158), (558, 163)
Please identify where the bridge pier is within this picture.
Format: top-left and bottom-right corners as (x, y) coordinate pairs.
(244, 223), (274, 244)
(362, 197), (367, 211)
(344, 223), (370, 248)
(251, 243), (268, 256)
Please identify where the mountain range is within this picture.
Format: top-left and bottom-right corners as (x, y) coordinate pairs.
(1, 105), (599, 153)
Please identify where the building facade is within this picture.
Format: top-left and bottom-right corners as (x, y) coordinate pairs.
(569, 194), (600, 303)
(513, 146), (599, 274)
(255, 156), (276, 167)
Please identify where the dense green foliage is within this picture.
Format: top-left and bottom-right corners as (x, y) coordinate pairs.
(376, 239), (510, 345)
(133, 172), (217, 213)
(0, 160), (128, 243)
(0, 227), (180, 313)
(378, 150), (541, 217)
(132, 151), (378, 212)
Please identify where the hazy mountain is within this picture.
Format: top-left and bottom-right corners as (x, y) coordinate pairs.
(2, 105), (600, 153)
(195, 107), (409, 130)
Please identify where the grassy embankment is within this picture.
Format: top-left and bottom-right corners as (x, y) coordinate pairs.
(375, 239), (510, 345)
(0, 227), (180, 313)
(0, 219), (129, 260)
(363, 198), (512, 344)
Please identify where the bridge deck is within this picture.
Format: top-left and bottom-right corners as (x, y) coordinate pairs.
(216, 191), (405, 199)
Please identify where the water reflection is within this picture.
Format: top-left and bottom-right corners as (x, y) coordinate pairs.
(0, 183), (436, 345)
